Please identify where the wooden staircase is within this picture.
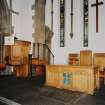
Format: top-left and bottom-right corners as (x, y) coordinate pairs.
(32, 58), (48, 65)
(29, 58), (48, 78)
(29, 43), (54, 78)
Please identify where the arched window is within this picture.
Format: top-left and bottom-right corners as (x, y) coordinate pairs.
(83, 0), (88, 47)
(60, 0), (65, 47)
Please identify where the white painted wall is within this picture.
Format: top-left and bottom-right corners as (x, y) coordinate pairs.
(46, 0), (105, 64)
(17, 0), (33, 41)
(50, 0), (83, 64)
(89, 0), (105, 52)
(45, 0), (52, 29)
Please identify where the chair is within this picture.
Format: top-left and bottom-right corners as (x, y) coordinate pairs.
(68, 53), (79, 65)
(80, 50), (92, 66)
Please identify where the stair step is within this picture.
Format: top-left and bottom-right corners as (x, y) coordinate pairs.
(32, 58), (48, 65)
(30, 64), (46, 77)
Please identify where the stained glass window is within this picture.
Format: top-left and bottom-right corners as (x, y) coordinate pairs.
(83, 0), (88, 47)
(60, 0), (65, 47)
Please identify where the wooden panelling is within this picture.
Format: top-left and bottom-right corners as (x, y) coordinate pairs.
(46, 65), (97, 94)
(46, 65), (59, 87)
(80, 50), (92, 66)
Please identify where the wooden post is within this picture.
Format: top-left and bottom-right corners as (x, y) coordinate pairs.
(0, 34), (4, 64)
(37, 43), (39, 59)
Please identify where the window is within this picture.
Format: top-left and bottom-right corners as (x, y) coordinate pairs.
(83, 0), (88, 47)
(60, 0), (65, 47)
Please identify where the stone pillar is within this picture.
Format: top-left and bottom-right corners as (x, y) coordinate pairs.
(45, 26), (53, 49)
(44, 25), (53, 62)
(33, 0), (46, 44)
(32, 0), (53, 62)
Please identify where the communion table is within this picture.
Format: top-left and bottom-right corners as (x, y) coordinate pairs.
(46, 65), (98, 94)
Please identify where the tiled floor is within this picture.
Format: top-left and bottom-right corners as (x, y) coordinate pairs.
(0, 76), (105, 105)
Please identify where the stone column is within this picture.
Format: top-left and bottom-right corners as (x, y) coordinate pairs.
(32, 0), (53, 62)
(33, 0), (46, 44)
(32, 0), (46, 59)
(45, 26), (53, 49)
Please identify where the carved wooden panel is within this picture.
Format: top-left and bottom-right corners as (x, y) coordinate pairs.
(46, 66), (59, 87)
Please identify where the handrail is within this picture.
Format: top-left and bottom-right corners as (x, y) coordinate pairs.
(44, 44), (54, 56)
(33, 43), (54, 64)
(45, 44), (54, 64)
(33, 43), (54, 57)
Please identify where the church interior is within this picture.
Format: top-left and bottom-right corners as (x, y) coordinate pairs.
(0, 0), (105, 105)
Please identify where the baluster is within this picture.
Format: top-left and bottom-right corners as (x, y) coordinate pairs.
(37, 43), (39, 59)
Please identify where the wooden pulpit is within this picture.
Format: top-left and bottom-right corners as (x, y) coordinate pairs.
(5, 40), (31, 77)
